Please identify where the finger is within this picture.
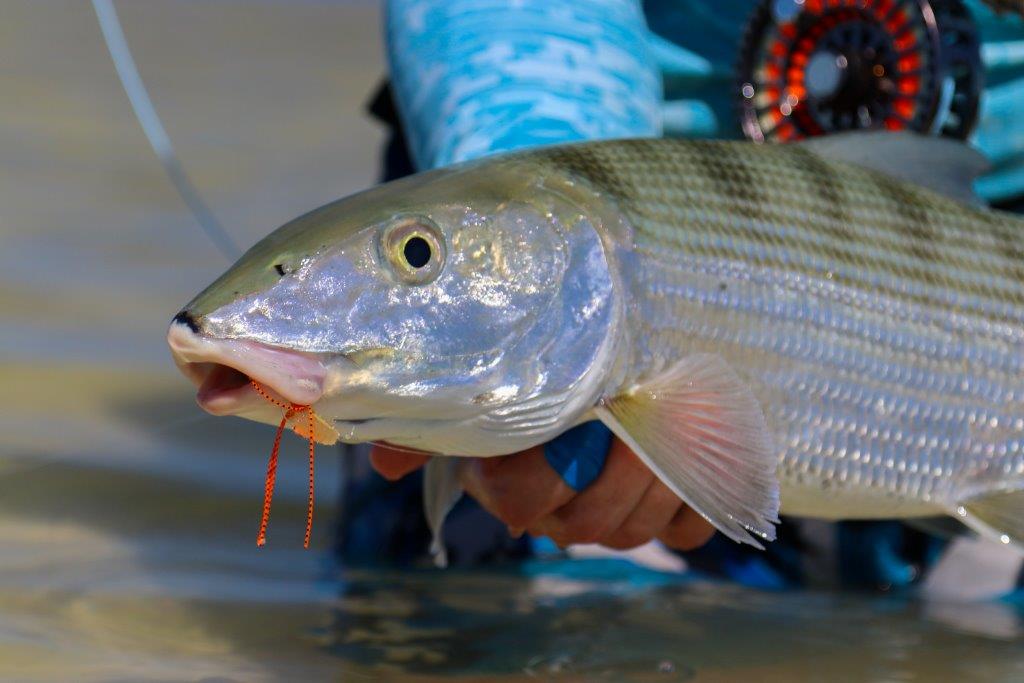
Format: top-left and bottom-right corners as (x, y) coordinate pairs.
(461, 446), (576, 530)
(600, 479), (684, 550)
(533, 438), (654, 546)
(658, 504), (716, 551)
(369, 444), (431, 481)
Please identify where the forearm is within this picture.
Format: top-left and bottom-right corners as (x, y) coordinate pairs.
(384, 0), (662, 170)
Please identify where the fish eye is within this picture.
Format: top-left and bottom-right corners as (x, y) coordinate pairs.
(403, 236), (431, 269)
(381, 217), (446, 285)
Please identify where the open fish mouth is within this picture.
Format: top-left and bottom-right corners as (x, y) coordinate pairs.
(169, 312), (339, 550)
(166, 312), (327, 416)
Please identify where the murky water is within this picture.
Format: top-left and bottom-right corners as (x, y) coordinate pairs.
(1, 1), (1023, 681)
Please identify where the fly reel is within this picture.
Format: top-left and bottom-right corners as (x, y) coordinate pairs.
(737, 0), (982, 142)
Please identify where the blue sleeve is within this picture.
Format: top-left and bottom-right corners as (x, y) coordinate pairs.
(384, 0), (662, 170)
(385, 0), (661, 490)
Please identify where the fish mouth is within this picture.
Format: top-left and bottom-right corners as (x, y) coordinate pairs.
(167, 314), (327, 416)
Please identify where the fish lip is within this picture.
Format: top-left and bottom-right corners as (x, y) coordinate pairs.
(167, 319), (327, 413)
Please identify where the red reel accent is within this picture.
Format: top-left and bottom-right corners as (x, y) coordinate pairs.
(739, 0), (939, 142)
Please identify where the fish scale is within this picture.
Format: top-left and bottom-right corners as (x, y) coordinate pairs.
(535, 138), (1024, 519)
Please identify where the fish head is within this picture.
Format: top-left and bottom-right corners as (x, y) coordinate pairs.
(168, 160), (619, 453)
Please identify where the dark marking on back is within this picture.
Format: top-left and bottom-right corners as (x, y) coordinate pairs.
(543, 142), (639, 209)
(870, 173), (943, 285)
(687, 141), (767, 226)
(789, 146), (854, 245)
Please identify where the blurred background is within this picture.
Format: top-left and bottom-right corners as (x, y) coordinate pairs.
(2, 1), (1024, 681)
(1, 1), (382, 679)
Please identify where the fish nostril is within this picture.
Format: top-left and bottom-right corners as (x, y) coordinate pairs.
(172, 310), (200, 333)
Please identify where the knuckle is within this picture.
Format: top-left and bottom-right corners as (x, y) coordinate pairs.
(561, 513), (614, 545)
(610, 521), (649, 549)
(489, 496), (529, 527)
(603, 530), (648, 550)
(469, 455), (557, 529)
(502, 506), (538, 530)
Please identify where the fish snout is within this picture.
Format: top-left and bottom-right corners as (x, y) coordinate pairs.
(172, 309), (201, 333)
(167, 313), (327, 414)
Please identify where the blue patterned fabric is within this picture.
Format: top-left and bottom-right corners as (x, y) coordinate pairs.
(385, 0), (662, 170)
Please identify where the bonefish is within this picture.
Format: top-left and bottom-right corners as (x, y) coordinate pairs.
(168, 132), (1024, 562)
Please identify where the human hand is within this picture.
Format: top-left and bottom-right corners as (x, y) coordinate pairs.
(369, 439), (715, 551)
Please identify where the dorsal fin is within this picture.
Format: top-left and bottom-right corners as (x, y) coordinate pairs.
(797, 132), (989, 206)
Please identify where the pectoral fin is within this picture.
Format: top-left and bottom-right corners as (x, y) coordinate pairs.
(423, 457), (464, 568)
(595, 354), (780, 548)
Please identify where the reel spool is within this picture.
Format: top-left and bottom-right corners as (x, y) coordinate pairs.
(738, 0), (981, 142)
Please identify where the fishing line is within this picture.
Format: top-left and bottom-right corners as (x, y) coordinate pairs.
(250, 380), (317, 548)
(257, 411), (288, 547)
(92, 0), (241, 261)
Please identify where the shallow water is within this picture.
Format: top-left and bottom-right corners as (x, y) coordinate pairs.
(2, 1), (1023, 681)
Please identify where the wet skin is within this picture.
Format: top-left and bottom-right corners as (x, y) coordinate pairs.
(370, 440), (715, 551)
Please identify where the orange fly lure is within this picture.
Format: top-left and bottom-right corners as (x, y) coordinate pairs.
(249, 380), (317, 548)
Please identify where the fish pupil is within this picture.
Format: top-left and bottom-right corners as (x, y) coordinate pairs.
(403, 235), (432, 269)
